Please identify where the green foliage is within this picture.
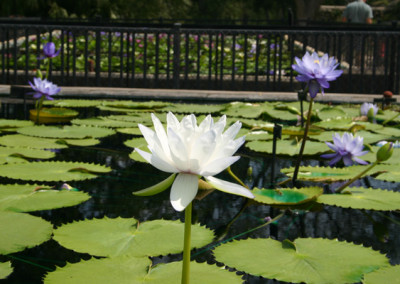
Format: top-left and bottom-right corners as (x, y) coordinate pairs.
(246, 139), (328, 156)
(18, 125), (115, 139)
(0, 261), (12, 279)
(363, 265), (400, 284)
(0, 211), (53, 255)
(253, 187), (323, 205)
(53, 218), (214, 257)
(213, 238), (389, 284)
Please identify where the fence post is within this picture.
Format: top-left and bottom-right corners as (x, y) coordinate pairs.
(173, 23), (181, 89)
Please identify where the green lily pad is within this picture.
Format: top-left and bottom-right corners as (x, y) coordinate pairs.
(0, 134), (68, 149)
(165, 103), (226, 114)
(245, 131), (271, 141)
(246, 139), (328, 156)
(126, 138), (149, 163)
(0, 261), (12, 279)
(0, 146), (55, 161)
(262, 103), (299, 121)
(44, 256), (151, 284)
(0, 184), (90, 212)
(281, 165), (369, 182)
(373, 126), (400, 139)
(0, 161), (111, 182)
(144, 261), (243, 284)
(314, 117), (355, 130)
(0, 211), (53, 255)
(102, 100), (171, 110)
(224, 102), (265, 118)
(71, 117), (140, 128)
(60, 138), (101, 147)
(253, 187), (323, 205)
(117, 127), (143, 135)
(318, 187), (400, 211)
(18, 125), (115, 139)
(44, 258), (243, 284)
(0, 119), (34, 128)
(316, 106), (348, 121)
(213, 238), (389, 284)
(363, 265), (400, 284)
(44, 99), (104, 108)
(373, 163), (400, 182)
(53, 218), (214, 257)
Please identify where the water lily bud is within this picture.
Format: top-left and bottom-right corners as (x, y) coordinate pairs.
(35, 69), (43, 79)
(376, 142), (393, 162)
(367, 107), (375, 119)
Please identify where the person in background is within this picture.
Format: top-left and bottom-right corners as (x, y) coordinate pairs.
(342, 0), (373, 24)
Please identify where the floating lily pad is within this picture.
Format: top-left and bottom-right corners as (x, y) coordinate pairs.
(317, 187), (400, 211)
(0, 134), (68, 149)
(0, 146), (55, 161)
(246, 139), (328, 156)
(44, 99), (104, 108)
(363, 265), (400, 284)
(0, 211), (53, 254)
(53, 218), (214, 257)
(126, 138), (149, 163)
(117, 127), (143, 135)
(60, 138), (101, 147)
(71, 117), (138, 128)
(314, 117), (354, 130)
(0, 261), (12, 279)
(0, 161), (111, 182)
(44, 258), (242, 284)
(373, 163), (400, 182)
(224, 102), (265, 118)
(373, 126), (400, 139)
(213, 238), (389, 284)
(165, 103), (226, 114)
(262, 103), (299, 121)
(281, 165), (368, 182)
(316, 106), (348, 121)
(18, 125), (115, 139)
(44, 256), (151, 284)
(102, 100), (171, 110)
(253, 187), (323, 205)
(245, 131), (271, 141)
(0, 184), (90, 212)
(0, 119), (34, 129)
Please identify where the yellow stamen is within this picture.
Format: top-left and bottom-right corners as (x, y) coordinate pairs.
(314, 60), (320, 64)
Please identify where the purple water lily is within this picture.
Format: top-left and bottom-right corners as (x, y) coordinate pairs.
(292, 52), (343, 98)
(321, 133), (369, 166)
(360, 102), (379, 117)
(28, 77), (60, 101)
(38, 42), (61, 60)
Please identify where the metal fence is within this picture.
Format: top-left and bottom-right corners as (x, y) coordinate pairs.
(0, 21), (399, 94)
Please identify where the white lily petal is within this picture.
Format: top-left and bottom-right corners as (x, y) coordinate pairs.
(200, 156), (240, 176)
(134, 148), (153, 164)
(151, 113), (170, 155)
(204, 176), (254, 199)
(167, 127), (188, 170)
(222, 121), (242, 140)
(170, 173), (199, 211)
(138, 124), (156, 146)
(136, 148), (178, 173)
(198, 115), (213, 132)
(191, 129), (217, 166)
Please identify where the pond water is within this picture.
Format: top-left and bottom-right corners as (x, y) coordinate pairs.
(1, 102), (400, 284)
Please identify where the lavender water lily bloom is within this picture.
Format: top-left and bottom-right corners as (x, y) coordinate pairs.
(39, 42), (61, 59)
(28, 77), (60, 100)
(134, 112), (254, 211)
(321, 133), (369, 166)
(292, 52), (343, 98)
(360, 102), (379, 117)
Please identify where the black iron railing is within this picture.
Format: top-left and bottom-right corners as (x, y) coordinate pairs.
(0, 21), (399, 94)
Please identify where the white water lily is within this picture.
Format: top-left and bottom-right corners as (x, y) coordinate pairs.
(134, 112), (254, 211)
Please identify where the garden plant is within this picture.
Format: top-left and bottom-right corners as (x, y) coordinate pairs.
(0, 44), (400, 284)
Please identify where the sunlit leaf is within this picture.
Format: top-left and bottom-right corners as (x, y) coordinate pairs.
(0, 134), (68, 149)
(0, 184), (90, 212)
(18, 125), (115, 139)
(0, 261), (12, 279)
(71, 117), (138, 128)
(253, 187), (323, 205)
(363, 265), (400, 284)
(44, 99), (104, 108)
(213, 238), (389, 284)
(53, 218), (214, 257)
(246, 139), (328, 156)
(0, 161), (111, 181)
(0, 211), (53, 255)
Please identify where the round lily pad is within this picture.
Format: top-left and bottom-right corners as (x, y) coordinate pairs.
(0, 134), (68, 149)
(44, 258), (242, 284)
(363, 265), (400, 284)
(0, 261), (12, 279)
(18, 125), (115, 139)
(246, 139), (328, 156)
(0, 211), (53, 254)
(44, 99), (104, 108)
(213, 238), (389, 284)
(53, 218), (214, 257)
(71, 118), (138, 128)
(0, 146), (55, 161)
(0, 161), (111, 182)
(0, 184), (90, 212)
(253, 187), (323, 205)
(0, 119), (34, 128)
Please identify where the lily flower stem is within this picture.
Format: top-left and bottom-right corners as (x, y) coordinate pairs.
(335, 161), (378, 193)
(226, 166), (248, 188)
(35, 96), (44, 125)
(181, 202), (192, 284)
(292, 97), (314, 186)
